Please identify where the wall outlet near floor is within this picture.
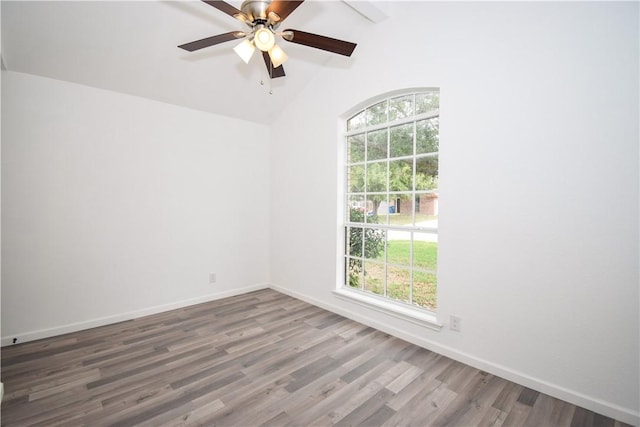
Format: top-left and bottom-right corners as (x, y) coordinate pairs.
(209, 273), (217, 284)
(450, 315), (462, 332)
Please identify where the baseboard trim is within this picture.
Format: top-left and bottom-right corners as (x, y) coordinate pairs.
(268, 283), (639, 427)
(0, 283), (269, 347)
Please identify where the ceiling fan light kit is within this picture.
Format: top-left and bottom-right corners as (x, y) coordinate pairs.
(178, 0), (357, 79)
(253, 26), (276, 51)
(233, 38), (256, 64)
(268, 44), (288, 68)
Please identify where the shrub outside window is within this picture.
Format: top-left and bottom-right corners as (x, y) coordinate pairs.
(343, 90), (439, 312)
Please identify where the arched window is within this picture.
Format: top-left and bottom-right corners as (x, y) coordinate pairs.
(342, 89), (440, 313)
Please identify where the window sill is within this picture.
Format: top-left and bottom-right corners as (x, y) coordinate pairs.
(333, 288), (443, 331)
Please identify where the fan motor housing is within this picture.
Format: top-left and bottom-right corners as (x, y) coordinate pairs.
(240, 0), (271, 21)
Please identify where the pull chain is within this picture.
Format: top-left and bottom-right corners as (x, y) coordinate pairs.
(258, 63), (273, 95)
(268, 59), (274, 95)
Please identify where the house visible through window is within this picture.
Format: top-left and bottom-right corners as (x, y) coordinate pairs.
(343, 90), (439, 312)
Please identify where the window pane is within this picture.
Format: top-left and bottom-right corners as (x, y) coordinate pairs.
(389, 159), (412, 192)
(415, 156), (438, 191)
(347, 165), (364, 193)
(414, 195), (439, 224)
(413, 237), (437, 271)
(416, 92), (439, 114)
(413, 271), (437, 310)
(347, 257), (363, 289)
(366, 162), (387, 193)
(389, 95), (413, 121)
(347, 111), (366, 131)
(387, 266), (410, 304)
(416, 118), (439, 154)
(388, 193), (413, 226)
(347, 133), (366, 163)
(389, 123), (413, 158)
(367, 129), (387, 161)
(364, 261), (385, 296)
(367, 195), (389, 225)
(364, 228), (386, 260)
(348, 195), (365, 222)
(346, 227), (363, 258)
(386, 231), (411, 266)
(367, 100), (388, 126)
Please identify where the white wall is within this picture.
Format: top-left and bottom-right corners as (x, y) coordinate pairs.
(2, 71), (270, 343)
(270, 1), (639, 424)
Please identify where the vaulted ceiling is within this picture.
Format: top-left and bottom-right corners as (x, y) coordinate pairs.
(1, 1), (386, 124)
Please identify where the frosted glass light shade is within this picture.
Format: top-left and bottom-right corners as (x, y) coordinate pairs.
(268, 44), (288, 68)
(233, 39), (255, 64)
(254, 27), (275, 51)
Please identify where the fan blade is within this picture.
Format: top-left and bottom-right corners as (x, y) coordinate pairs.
(282, 29), (356, 56)
(266, 0), (304, 22)
(262, 51), (286, 78)
(201, 0), (242, 18)
(178, 31), (244, 52)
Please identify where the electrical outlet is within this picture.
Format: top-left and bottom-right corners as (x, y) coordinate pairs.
(450, 315), (461, 332)
(209, 273), (217, 284)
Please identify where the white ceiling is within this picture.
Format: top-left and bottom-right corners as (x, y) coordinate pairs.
(2, 1), (384, 124)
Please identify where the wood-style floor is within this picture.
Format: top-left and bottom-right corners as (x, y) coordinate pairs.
(0, 289), (631, 426)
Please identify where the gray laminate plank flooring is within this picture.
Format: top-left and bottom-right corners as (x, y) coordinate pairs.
(0, 289), (632, 426)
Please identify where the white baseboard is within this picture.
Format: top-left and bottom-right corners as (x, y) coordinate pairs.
(268, 283), (640, 427)
(0, 283), (269, 347)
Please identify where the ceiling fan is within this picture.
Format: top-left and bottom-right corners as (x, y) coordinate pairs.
(178, 0), (357, 79)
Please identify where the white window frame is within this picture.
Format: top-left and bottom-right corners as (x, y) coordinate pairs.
(335, 89), (443, 330)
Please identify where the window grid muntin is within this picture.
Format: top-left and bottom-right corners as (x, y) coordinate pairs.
(345, 110), (439, 142)
(344, 91), (439, 311)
